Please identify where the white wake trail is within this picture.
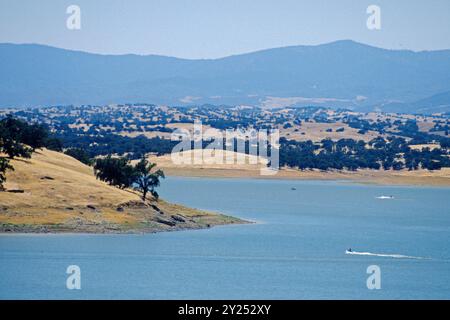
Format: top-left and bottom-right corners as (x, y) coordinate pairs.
(345, 250), (428, 260)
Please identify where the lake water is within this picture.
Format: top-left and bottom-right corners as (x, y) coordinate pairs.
(1, 177), (449, 299)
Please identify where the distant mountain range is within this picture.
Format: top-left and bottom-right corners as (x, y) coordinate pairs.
(1, 40), (450, 113)
(370, 90), (450, 114)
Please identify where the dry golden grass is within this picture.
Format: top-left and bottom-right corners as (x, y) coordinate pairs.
(0, 149), (244, 233)
(1, 149), (136, 209)
(279, 121), (382, 142)
(417, 121), (435, 133)
(119, 123), (222, 140)
(409, 144), (440, 151)
(68, 123), (91, 132)
(151, 149), (267, 171)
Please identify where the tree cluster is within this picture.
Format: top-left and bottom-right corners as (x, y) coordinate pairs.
(94, 156), (165, 201)
(279, 136), (450, 171)
(0, 115), (62, 189)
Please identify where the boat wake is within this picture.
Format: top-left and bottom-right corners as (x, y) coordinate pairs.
(376, 195), (394, 200)
(345, 250), (427, 260)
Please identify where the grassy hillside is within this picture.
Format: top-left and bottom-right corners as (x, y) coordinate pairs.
(0, 149), (245, 233)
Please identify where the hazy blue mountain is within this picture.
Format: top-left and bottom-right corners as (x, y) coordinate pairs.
(1, 40), (450, 111)
(411, 91), (450, 114)
(370, 91), (450, 114)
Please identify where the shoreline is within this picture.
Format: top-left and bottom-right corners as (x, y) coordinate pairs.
(0, 218), (251, 235)
(0, 217), (258, 236)
(152, 151), (450, 187)
(0, 204), (250, 234)
(158, 167), (450, 187)
(0, 196), (250, 235)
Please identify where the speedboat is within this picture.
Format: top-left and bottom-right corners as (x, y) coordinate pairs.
(376, 195), (394, 199)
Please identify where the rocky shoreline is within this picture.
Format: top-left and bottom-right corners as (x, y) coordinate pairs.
(0, 200), (248, 234)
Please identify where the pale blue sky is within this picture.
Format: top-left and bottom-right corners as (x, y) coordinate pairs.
(1, 0), (450, 58)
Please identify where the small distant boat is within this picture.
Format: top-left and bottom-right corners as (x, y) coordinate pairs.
(376, 195), (394, 200)
(291, 187), (296, 191)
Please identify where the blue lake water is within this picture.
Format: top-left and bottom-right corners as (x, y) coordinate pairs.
(1, 177), (449, 299)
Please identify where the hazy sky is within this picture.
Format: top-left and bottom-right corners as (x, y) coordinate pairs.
(1, 0), (450, 58)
